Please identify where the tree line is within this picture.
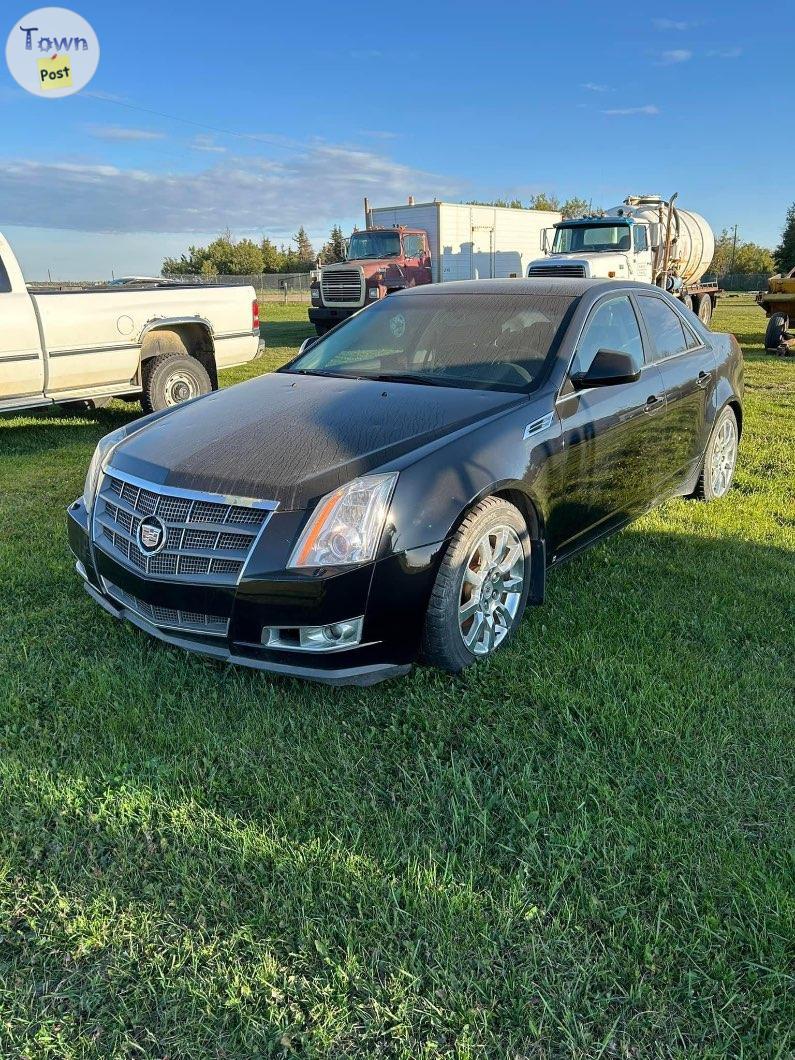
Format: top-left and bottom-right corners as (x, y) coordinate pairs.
(161, 225), (347, 277)
(161, 197), (794, 279)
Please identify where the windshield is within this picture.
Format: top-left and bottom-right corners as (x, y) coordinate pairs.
(347, 231), (402, 260)
(283, 293), (575, 393)
(552, 223), (631, 254)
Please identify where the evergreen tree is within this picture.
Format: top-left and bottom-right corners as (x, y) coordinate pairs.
(260, 237), (284, 273)
(319, 224), (346, 264)
(774, 202), (795, 274)
(293, 226), (315, 266)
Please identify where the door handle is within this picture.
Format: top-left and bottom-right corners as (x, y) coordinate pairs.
(643, 394), (662, 413)
(697, 370), (711, 389)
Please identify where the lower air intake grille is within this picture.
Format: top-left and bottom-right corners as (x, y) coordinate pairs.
(103, 581), (229, 637)
(94, 471), (276, 585)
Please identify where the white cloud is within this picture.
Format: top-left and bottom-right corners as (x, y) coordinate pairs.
(658, 49), (692, 65)
(603, 104), (660, 116)
(360, 129), (399, 139)
(88, 124), (166, 141)
(653, 18), (696, 30)
(708, 47), (742, 58)
(0, 147), (458, 235)
(581, 82), (610, 92)
(190, 135), (227, 153)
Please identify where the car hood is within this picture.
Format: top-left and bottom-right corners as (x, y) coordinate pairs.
(111, 371), (524, 509)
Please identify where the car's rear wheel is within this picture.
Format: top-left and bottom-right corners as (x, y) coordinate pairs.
(693, 405), (739, 500)
(421, 497), (531, 673)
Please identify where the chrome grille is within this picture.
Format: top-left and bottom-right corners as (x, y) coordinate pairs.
(94, 470), (276, 585)
(103, 581), (229, 637)
(321, 268), (363, 305)
(528, 265), (586, 278)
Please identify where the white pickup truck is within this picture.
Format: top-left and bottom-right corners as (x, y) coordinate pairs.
(0, 232), (261, 415)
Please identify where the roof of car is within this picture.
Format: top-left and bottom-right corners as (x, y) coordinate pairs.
(391, 278), (658, 298)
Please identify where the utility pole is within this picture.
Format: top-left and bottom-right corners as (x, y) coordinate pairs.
(729, 224), (739, 281)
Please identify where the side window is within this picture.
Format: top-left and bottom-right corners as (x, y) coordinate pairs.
(637, 296), (690, 361)
(633, 226), (648, 253)
(403, 234), (424, 259)
(571, 296), (644, 376)
(0, 254), (11, 294)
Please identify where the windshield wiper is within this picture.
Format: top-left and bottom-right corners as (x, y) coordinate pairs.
(372, 372), (450, 388)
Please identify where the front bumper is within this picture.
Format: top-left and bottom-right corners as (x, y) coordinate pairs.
(68, 499), (441, 686)
(308, 305), (357, 327)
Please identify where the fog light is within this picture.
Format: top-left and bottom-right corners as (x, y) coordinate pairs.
(367, 287), (380, 299)
(261, 616), (364, 652)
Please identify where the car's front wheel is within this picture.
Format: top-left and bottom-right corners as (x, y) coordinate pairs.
(421, 497), (531, 673)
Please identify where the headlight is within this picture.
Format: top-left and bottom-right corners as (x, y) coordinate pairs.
(311, 288), (321, 300)
(288, 473), (398, 568)
(367, 286), (380, 299)
(82, 426), (128, 513)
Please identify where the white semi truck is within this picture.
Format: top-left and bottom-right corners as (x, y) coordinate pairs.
(527, 193), (719, 323)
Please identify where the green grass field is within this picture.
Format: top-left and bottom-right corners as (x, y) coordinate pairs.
(0, 297), (792, 1058)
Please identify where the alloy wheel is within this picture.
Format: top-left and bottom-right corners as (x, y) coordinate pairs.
(710, 415), (737, 497)
(458, 524), (525, 655)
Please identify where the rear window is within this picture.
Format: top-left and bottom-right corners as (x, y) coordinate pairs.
(285, 292), (576, 393)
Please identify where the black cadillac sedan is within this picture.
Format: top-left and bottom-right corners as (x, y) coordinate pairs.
(68, 279), (743, 685)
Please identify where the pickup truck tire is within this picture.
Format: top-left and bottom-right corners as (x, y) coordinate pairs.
(142, 351), (212, 413)
(696, 293), (713, 325)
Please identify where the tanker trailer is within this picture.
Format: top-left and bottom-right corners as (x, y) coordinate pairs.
(528, 192), (719, 323)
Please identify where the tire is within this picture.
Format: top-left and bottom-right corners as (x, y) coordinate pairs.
(697, 293), (713, 325)
(683, 294), (694, 314)
(765, 312), (788, 352)
(141, 352), (212, 413)
(421, 497), (532, 673)
(692, 406), (739, 501)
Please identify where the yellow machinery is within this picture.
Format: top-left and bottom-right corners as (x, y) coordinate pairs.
(757, 268), (795, 353)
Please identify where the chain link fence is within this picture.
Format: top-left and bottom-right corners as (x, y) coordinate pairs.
(162, 272), (313, 301)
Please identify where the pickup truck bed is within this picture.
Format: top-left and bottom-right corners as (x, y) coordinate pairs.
(1, 232), (261, 415)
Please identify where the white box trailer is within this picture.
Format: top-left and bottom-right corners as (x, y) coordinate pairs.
(368, 201), (562, 284)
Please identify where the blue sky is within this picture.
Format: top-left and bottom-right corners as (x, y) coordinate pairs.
(1, 1), (788, 278)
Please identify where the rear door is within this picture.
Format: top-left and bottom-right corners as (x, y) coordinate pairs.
(546, 293), (667, 557)
(0, 251), (44, 404)
(634, 293), (717, 490)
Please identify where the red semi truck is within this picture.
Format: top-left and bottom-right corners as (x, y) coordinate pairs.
(308, 199), (559, 336)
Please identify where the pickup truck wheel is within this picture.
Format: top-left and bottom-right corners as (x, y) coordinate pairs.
(692, 405), (738, 501)
(421, 497), (531, 673)
(142, 353), (211, 413)
(765, 312), (787, 351)
(697, 293), (713, 325)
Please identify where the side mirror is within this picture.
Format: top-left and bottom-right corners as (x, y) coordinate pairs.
(572, 348), (641, 388)
(298, 336), (319, 356)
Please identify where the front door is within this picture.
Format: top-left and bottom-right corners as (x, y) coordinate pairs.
(0, 251), (44, 404)
(631, 225), (654, 283)
(402, 233), (431, 288)
(545, 293), (668, 558)
(635, 292), (718, 490)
